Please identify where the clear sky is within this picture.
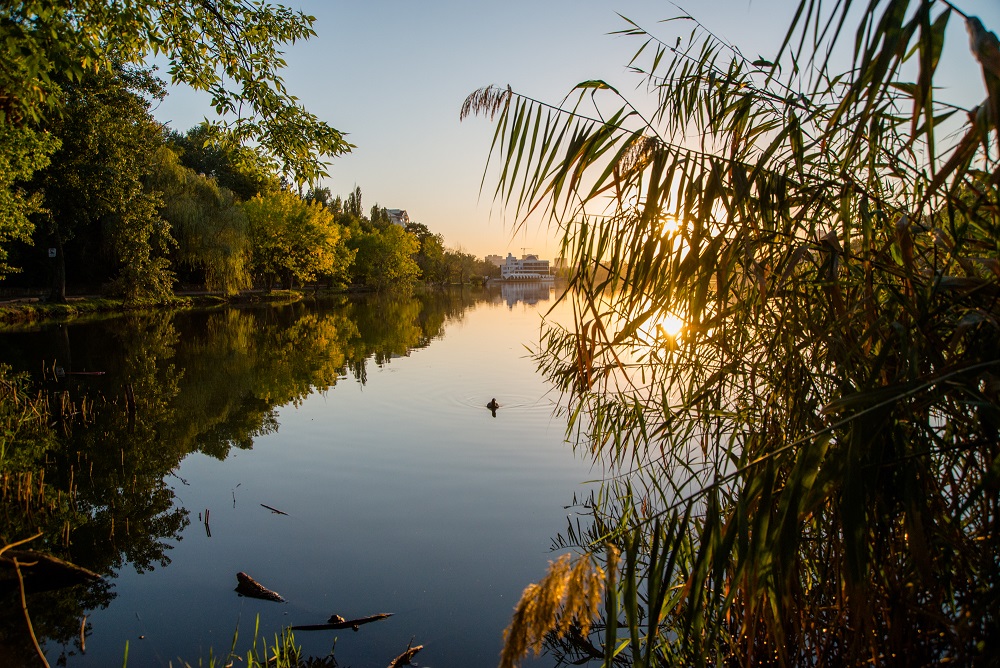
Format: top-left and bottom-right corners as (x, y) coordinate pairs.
(151, 0), (1000, 260)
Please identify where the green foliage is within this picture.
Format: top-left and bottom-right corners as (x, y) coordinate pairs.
(0, 125), (58, 278)
(349, 224), (420, 291)
(370, 204), (392, 229)
(468, 1), (1000, 665)
(408, 223), (449, 284)
(345, 186), (364, 219)
(0, 1), (352, 183)
(149, 145), (251, 295)
(32, 65), (174, 302)
(304, 186), (333, 208)
(242, 190), (353, 289)
(167, 125), (281, 202)
(443, 248), (484, 285)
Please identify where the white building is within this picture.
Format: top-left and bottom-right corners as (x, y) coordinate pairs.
(500, 253), (553, 280)
(387, 209), (409, 227)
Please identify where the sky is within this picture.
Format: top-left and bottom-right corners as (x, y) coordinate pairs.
(151, 0), (1000, 260)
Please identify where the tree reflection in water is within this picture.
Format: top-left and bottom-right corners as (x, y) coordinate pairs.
(0, 288), (484, 665)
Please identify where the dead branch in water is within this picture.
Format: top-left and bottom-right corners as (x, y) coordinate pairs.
(260, 503), (288, 515)
(387, 639), (423, 667)
(291, 612), (393, 631)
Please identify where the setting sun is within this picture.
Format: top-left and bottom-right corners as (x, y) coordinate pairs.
(656, 313), (685, 339)
(660, 214), (682, 235)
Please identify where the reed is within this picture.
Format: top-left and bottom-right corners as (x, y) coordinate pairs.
(466, 0), (1000, 665)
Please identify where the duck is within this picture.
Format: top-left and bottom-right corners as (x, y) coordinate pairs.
(486, 398), (500, 411)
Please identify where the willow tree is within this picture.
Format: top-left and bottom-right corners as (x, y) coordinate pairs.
(149, 145), (251, 295)
(464, 1), (1000, 665)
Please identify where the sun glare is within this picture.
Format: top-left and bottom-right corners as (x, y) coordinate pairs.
(660, 215), (681, 235)
(656, 313), (685, 339)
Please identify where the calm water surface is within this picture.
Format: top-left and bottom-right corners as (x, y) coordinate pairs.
(0, 286), (597, 667)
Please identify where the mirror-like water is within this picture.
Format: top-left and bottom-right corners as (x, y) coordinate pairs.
(0, 286), (596, 667)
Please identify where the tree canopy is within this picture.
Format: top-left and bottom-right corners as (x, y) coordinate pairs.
(243, 189), (351, 289)
(0, 0), (351, 183)
(149, 144), (250, 295)
(0, 125), (56, 278)
(32, 65), (173, 301)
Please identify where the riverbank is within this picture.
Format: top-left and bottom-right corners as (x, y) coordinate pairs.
(0, 290), (308, 326)
(0, 282), (493, 327)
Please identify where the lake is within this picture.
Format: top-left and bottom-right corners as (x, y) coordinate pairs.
(0, 286), (597, 667)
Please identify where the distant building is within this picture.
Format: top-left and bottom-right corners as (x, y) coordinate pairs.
(500, 253), (553, 280)
(387, 209), (409, 226)
(485, 254), (504, 267)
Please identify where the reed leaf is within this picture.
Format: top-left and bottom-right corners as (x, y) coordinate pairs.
(464, 1), (1000, 665)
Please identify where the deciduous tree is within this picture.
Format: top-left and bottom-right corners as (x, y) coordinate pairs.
(0, 126), (57, 278)
(349, 225), (420, 291)
(242, 189), (351, 289)
(148, 145), (250, 295)
(166, 125), (280, 202)
(0, 1), (352, 183)
(33, 66), (173, 301)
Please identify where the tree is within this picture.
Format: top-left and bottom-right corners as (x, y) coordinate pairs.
(411, 227), (448, 284)
(33, 66), (173, 301)
(148, 145), (250, 295)
(0, 1), (352, 184)
(370, 203), (392, 229)
(166, 125), (280, 202)
(304, 186), (333, 208)
(443, 248), (480, 285)
(465, 1), (1000, 665)
(345, 186), (364, 219)
(349, 225), (420, 291)
(0, 125), (57, 278)
(242, 189), (351, 289)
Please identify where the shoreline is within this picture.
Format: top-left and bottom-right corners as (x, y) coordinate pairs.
(0, 290), (308, 327)
(0, 282), (493, 327)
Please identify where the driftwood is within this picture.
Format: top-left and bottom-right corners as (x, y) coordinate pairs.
(291, 612), (393, 631)
(234, 572), (285, 602)
(260, 503), (288, 515)
(0, 549), (102, 593)
(387, 640), (423, 668)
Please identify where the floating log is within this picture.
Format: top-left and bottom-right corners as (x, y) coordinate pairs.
(0, 549), (102, 593)
(387, 640), (423, 668)
(290, 612), (393, 631)
(260, 503), (288, 515)
(234, 572), (285, 602)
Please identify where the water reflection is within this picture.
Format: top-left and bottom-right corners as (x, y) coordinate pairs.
(0, 288), (493, 665)
(496, 281), (555, 309)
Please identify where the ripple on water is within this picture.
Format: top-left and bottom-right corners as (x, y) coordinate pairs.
(342, 352), (565, 425)
(457, 392), (561, 414)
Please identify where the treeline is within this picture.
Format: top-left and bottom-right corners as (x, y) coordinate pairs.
(0, 65), (493, 301)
